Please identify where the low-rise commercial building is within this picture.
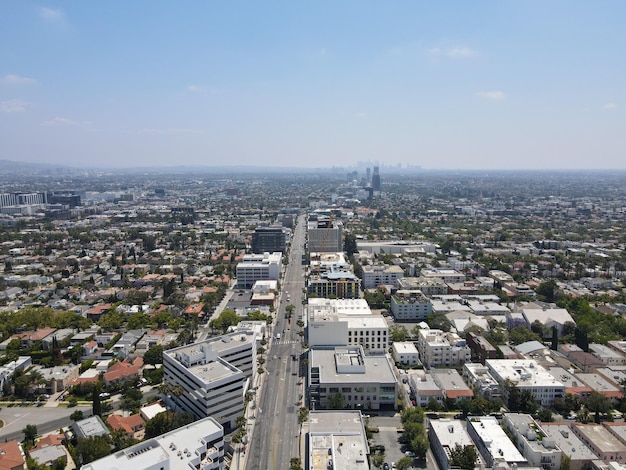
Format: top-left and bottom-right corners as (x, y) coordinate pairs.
(308, 411), (369, 470)
(542, 423), (599, 470)
(309, 346), (397, 411)
(571, 423), (626, 464)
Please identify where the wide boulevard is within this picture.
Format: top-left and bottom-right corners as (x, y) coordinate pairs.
(246, 213), (307, 470)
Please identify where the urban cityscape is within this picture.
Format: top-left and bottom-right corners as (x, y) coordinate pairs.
(0, 165), (624, 470)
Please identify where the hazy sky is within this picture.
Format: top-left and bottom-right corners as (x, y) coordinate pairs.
(1, 2), (625, 170)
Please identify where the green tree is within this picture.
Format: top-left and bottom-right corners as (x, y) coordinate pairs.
(143, 345), (164, 367)
(208, 309), (240, 333)
(396, 456), (414, 470)
(22, 424), (38, 446)
(328, 392), (345, 409)
(389, 324), (408, 342)
(586, 391), (611, 423)
(74, 435), (112, 465)
(92, 383), (102, 417)
(448, 444), (478, 470)
(372, 454), (385, 468)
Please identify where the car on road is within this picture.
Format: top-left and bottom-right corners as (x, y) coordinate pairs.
(454, 413), (465, 419)
(383, 464), (390, 470)
(405, 451), (415, 457)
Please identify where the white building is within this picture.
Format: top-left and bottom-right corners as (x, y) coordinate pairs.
(421, 268), (465, 284)
(417, 329), (471, 368)
(408, 371), (444, 407)
(520, 308), (575, 336)
(307, 299), (388, 354)
(361, 264), (404, 289)
(398, 276), (448, 296)
(429, 419), (482, 470)
(390, 290), (433, 321)
(392, 342), (420, 366)
(486, 359), (565, 406)
(82, 416), (224, 470)
(309, 346), (397, 411)
(163, 331), (257, 431)
(466, 416), (527, 468)
(503, 413), (562, 469)
(463, 363), (502, 400)
(235, 252), (282, 289)
(308, 411), (370, 470)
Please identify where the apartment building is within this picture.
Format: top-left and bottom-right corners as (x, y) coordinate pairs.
(390, 290), (432, 321)
(486, 359), (565, 406)
(466, 416), (527, 468)
(430, 419), (482, 470)
(397, 276), (448, 296)
(503, 413), (562, 469)
(463, 363), (502, 400)
(83, 416), (224, 470)
(392, 342), (420, 366)
(361, 264), (404, 289)
(417, 328), (471, 368)
(163, 331), (256, 431)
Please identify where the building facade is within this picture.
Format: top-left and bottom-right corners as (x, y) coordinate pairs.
(235, 252), (282, 289)
(163, 332), (256, 431)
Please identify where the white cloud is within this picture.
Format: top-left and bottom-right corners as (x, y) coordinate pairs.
(0, 100), (27, 113)
(3, 74), (36, 85)
(187, 85), (206, 94)
(602, 102), (618, 110)
(428, 46), (478, 58)
(139, 128), (201, 135)
(38, 7), (66, 23)
(476, 91), (506, 101)
(41, 117), (91, 127)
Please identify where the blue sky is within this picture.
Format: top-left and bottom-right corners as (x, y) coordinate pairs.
(1, 1), (624, 170)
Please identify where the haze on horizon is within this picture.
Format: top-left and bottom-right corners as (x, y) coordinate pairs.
(1, 1), (625, 171)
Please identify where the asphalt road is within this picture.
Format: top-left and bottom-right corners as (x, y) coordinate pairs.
(0, 404), (91, 442)
(247, 213), (307, 470)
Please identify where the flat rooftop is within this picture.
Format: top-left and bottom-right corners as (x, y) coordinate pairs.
(573, 423), (626, 454)
(309, 411), (369, 470)
(468, 416), (526, 465)
(311, 348), (396, 384)
(541, 423), (599, 462)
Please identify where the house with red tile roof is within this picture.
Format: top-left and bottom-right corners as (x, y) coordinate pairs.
(107, 413), (145, 439)
(0, 440), (25, 470)
(103, 361), (140, 386)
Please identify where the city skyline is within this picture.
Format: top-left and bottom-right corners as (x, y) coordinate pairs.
(1, 1), (625, 170)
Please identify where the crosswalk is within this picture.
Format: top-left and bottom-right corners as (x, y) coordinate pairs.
(274, 339), (300, 345)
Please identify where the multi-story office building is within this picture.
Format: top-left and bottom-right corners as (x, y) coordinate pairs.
(390, 290), (432, 321)
(503, 413), (562, 469)
(82, 417), (224, 470)
(307, 298), (388, 354)
(417, 329), (471, 368)
(251, 226), (286, 254)
(361, 264), (404, 289)
(163, 331), (256, 431)
(235, 252), (282, 289)
(308, 216), (343, 253)
(309, 346), (397, 411)
(486, 359), (565, 406)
